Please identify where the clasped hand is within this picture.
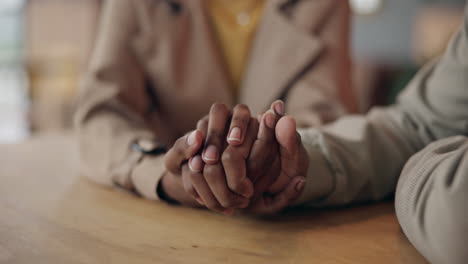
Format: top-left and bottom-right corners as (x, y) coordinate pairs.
(162, 101), (309, 215)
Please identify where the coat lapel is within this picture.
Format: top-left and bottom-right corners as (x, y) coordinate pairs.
(239, 0), (325, 115)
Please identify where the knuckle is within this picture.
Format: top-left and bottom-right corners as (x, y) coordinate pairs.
(207, 130), (222, 139)
(171, 137), (189, 156)
(211, 103), (229, 115)
(221, 149), (237, 163)
(228, 179), (243, 193)
(174, 145), (186, 159)
(189, 171), (202, 182)
(163, 160), (172, 172)
(232, 114), (250, 125)
(233, 104), (250, 115)
(185, 186), (197, 197)
(174, 135), (187, 147)
(203, 164), (218, 178)
(164, 154), (178, 173)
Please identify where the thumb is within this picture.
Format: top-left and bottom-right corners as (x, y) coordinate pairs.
(275, 116), (299, 158)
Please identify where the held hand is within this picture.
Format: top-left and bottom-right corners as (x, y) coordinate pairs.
(244, 101), (309, 215)
(162, 128), (205, 206)
(203, 101), (308, 215)
(184, 104), (258, 215)
(163, 101), (309, 216)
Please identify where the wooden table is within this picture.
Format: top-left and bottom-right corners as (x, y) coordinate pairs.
(0, 134), (428, 263)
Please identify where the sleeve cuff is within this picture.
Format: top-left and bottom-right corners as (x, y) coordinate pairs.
(293, 128), (335, 206)
(131, 154), (166, 200)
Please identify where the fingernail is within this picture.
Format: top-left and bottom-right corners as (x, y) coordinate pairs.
(228, 127), (242, 143)
(189, 155), (203, 172)
(203, 145), (218, 161)
(274, 101), (284, 115)
(295, 179), (306, 192)
(187, 131), (197, 146)
(195, 197), (204, 205)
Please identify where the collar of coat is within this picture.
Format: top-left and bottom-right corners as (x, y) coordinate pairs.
(159, 0), (335, 114)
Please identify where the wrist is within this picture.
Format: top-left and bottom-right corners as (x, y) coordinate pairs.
(157, 172), (179, 204)
(159, 171), (201, 207)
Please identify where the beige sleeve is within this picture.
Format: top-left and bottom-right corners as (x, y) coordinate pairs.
(287, 0), (354, 128)
(74, 0), (165, 200)
(395, 136), (468, 264)
(394, 9), (468, 262)
(294, 106), (421, 206)
(294, 4), (468, 206)
(293, 62), (445, 206)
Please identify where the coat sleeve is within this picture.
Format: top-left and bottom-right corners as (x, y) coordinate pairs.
(74, 0), (166, 200)
(395, 136), (468, 264)
(294, 4), (468, 207)
(394, 7), (468, 263)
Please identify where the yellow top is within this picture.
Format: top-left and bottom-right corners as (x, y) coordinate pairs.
(206, 0), (266, 98)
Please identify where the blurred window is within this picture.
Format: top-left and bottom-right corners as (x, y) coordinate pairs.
(350, 0), (384, 15)
(0, 0), (29, 143)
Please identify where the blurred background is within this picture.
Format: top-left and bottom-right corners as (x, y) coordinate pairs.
(0, 0), (465, 143)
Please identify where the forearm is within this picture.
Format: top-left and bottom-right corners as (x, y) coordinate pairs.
(75, 105), (167, 200)
(294, 107), (422, 207)
(74, 0), (172, 200)
(294, 10), (468, 206)
(395, 136), (468, 264)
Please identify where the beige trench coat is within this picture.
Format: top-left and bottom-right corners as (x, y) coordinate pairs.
(75, 0), (355, 199)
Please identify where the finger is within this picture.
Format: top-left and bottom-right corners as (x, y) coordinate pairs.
(269, 115), (305, 194)
(249, 176), (306, 215)
(221, 118), (258, 198)
(204, 164), (250, 210)
(183, 161), (226, 214)
(202, 103), (231, 164)
(258, 100), (284, 143)
(276, 116), (300, 159)
(188, 154), (204, 173)
(196, 115), (209, 137)
(226, 104), (251, 146)
(270, 100), (285, 116)
(256, 113), (264, 123)
(246, 111), (279, 185)
(181, 163), (201, 202)
(187, 155), (205, 205)
(164, 130), (204, 174)
(221, 147), (253, 198)
(234, 117), (259, 158)
(250, 160), (280, 200)
(258, 110), (279, 143)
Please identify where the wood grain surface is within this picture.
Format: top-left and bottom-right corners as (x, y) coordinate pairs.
(0, 133), (428, 264)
